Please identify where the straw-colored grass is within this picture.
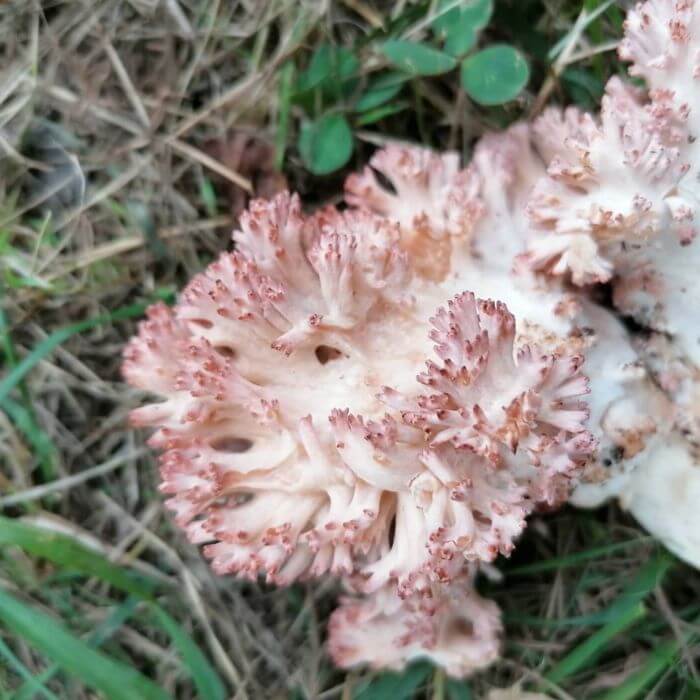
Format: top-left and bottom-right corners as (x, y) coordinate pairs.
(1, 1), (699, 697)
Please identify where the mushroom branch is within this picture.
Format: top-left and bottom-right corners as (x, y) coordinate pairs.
(523, 0), (700, 570)
(123, 0), (700, 677)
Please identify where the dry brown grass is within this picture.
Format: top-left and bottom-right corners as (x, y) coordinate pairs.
(1, 1), (699, 698)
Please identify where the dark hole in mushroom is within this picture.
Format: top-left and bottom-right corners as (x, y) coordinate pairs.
(236, 492), (254, 506)
(371, 166), (397, 195)
(315, 345), (343, 365)
(211, 492), (253, 508)
(473, 511), (492, 526)
(214, 345), (237, 359)
(449, 618), (474, 637)
(190, 319), (213, 329)
(387, 515), (396, 548)
(210, 437), (253, 453)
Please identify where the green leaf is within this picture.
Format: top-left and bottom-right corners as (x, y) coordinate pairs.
(151, 606), (226, 700)
(0, 516), (160, 599)
(380, 40), (457, 76)
(355, 102), (407, 126)
(355, 72), (407, 112)
(296, 44), (334, 92)
(331, 47), (361, 96)
(0, 589), (169, 700)
(353, 661), (432, 699)
(298, 114), (354, 175)
(461, 44), (530, 105)
(461, 0), (493, 28)
(296, 45), (359, 99)
(431, 0), (461, 38)
(445, 23), (478, 57)
(562, 66), (605, 109)
(433, 1), (493, 56)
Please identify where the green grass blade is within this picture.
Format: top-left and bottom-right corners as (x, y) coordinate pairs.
(0, 637), (59, 700)
(151, 605), (226, 700)
(0, 516), (160, 599)
(594, 639), (677, 700)
(505, 609), (629, 628)
(13, 597), (140, 700)
(545, 553), (673, 684)
(1, 398), (56, 480)
(604, 552), (673, 619)
(0, 291), (174, 406)
(507, 538), (653, 576)
(353, 661), (432, 699)
(595, 616), (700, 700)
(0, 589), (168, 700)
(0, 305), (56, 480)
(545, 602), (646, 684)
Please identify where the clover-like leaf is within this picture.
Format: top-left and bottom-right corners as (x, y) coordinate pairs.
(461, 0), (493, 29)
(380, 40), (457, 76)
(460, 44), (529, 105)
(355, 72), (408, 112)
(433, 0), (494, 56)
(298, 114), (354, 175)
(296, 45), (359, 99)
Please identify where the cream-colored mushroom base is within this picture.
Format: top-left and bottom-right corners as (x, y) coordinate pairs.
(123, 0), (700, 679)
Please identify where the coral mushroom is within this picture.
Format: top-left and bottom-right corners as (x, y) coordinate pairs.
(122, 185), (594, 590)
(328, 568), (501, 678)
(523, 0), (700, 569)
(124, 142), (595, 675)
(124, 0), (700, 676)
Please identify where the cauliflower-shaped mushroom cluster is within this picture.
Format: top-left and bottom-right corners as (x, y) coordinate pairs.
(124, 145), (595, 674)
(123, 0), (700, 679)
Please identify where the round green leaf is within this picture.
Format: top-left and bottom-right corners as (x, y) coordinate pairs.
(431, 0), (461, 39)
(433, 0), (493, 53)
(460, 44), (530, 105)
(445, 23), (477, 57)
(462, 0), (494, 30)
(298, 114), (353, 175)
(380, 40), (457, 76)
